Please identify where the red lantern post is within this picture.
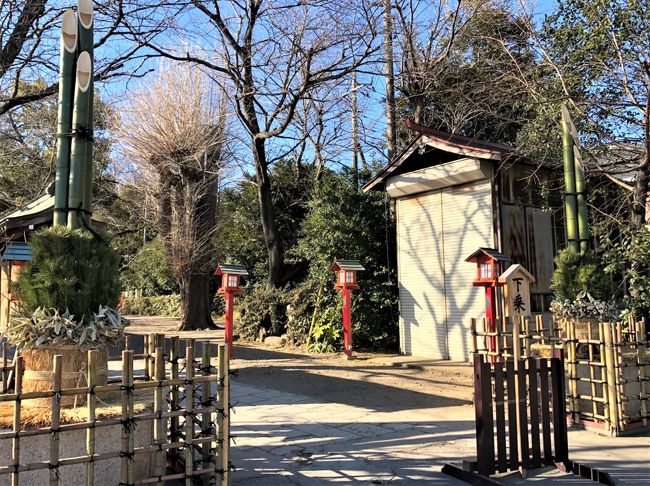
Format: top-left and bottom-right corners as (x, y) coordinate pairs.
(331, 260), (365, 359)
(215, 263), (248, 357)
(465, 248), (509, 360)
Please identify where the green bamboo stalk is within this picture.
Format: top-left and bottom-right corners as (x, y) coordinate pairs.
(561, 107), (579, 253)
(67, 51), (92, 229)
(78, 0), (94, 225)
(574, 146), (590, 254)
(53, 9), (77, 227)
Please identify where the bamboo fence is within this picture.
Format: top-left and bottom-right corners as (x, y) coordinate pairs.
(0, 334), (232, 485)
(471, 316), (649, 435)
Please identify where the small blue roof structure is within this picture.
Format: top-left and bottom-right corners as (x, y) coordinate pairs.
(1, 242), (32, 262)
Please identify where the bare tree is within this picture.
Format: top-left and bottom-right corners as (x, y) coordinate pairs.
(393, 0), (467, 124)
(118, 64), (228, 330)
(0, 1), (179, 116)
(383, 0), (397, 160)
(506, 0), (650, 228)
(135, 0), (381, 287)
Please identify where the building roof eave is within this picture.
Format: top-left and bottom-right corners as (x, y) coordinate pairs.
(363, 120), (517, 193)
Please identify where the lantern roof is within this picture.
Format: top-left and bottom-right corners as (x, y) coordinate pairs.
(331, 260), (365, 272)
(215, 263), (249, 276)
(498, 264), (535, 283)
(465, 247), (510, 264)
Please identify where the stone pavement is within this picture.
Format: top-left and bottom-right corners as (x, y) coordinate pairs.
(230, 380), (475, 485)
(229, 380), (650, 485)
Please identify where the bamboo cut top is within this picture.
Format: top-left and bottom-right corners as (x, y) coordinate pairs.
(61, 9), (77, 53)
(76, 52), (92, 92)
(78, 0), (94, 29)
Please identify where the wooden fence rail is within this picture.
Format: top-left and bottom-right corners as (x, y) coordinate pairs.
(471, 316), (649, 435)
(0, 334), (231, 486)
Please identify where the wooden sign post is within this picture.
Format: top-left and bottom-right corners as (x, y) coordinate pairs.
(499, 263), (535, 477)
(499, 264), (535, 318)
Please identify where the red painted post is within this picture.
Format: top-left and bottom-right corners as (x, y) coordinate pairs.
(224, 291), (234, 358)
(342, 287), (352, 358)
(485, 285), (497, 361)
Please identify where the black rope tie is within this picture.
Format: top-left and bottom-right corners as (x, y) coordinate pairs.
(71, 123), (94, 142)
(119, 451), (135, 462)
(121, 417), (137, 433)
(48, 462), (60, 480)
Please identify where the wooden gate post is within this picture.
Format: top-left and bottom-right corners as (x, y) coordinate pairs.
(603, 324), (620, 434)
(474, 354), (494, 476)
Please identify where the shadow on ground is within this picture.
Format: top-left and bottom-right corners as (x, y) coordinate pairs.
(232, 368), (470, 412)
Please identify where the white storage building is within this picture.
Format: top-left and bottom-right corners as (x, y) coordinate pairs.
(364, 121), (561, 360)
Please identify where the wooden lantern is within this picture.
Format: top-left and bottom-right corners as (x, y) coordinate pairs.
(331, 260), (364, 290)
(331, 259), (364, 359)
(465, 247), (510, 287)
(215, 263), (248, 294)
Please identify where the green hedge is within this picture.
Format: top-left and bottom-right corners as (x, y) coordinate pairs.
(120, 294), (182, 317)
(120, 293), (224, 318)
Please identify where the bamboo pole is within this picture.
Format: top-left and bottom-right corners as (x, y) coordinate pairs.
(588, 322), (597, 423)
(53, 9), (77, 227)
(524, 317), (531, 358)
(535, 314), (545, 346)
(603, 323), (619, 434)
(50, 355), (62, 486)
(223, 344), (231, 486)
(615, 322), (625, 429)
(153, 346), (165, 479)
(569, 320), (578, 424)
(120, 350), (134, 485)
(2, 341), (8, 393)
(78, 0), (94, 224)
(201, 342), (212, 484)
(561, 105), (579, 253)
(11, 356), (23, 486)
(67, 50), (92, 229)
(86, 349), (97, 486)
(185, 345), (195, 486)
(573, 147), (589, 254)
(170, 336), (180, 467)
(216, 345), (225, 486)
(637, 319), (648, 427)
(599, 322), (609, 427)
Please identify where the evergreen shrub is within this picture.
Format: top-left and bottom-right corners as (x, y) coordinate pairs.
(17, 227), (121, 322)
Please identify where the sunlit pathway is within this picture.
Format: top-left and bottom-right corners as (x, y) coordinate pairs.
(228, 374), (650, 485)
(229, 380), (475, 485)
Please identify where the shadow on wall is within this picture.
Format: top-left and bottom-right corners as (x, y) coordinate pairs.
(398, 183), (491, 360)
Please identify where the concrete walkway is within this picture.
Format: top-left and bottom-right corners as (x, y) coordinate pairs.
(230, 380), (474, 485)
(230, 380), (650, 485)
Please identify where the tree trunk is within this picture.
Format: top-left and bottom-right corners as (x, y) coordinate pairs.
(631, 158), (649, 229)
(179, 272), (215, 330)
(383, 0), (397, 161)
(253, 137), (283, 287)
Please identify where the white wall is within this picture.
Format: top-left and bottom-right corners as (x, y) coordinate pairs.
(396, 180), (493, 360)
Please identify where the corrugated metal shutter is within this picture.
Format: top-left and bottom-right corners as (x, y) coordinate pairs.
(396, 190), (448, 358)
(396, 180), (493, 360)
(442, 181), (493, 361)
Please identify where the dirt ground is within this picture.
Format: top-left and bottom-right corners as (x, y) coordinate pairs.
(124, 315), (475, 409)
